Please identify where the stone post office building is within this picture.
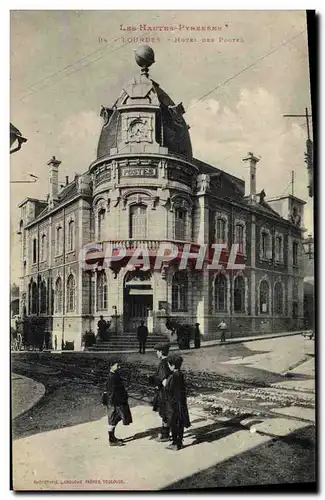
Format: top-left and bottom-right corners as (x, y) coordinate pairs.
(17, 47), (305, 350)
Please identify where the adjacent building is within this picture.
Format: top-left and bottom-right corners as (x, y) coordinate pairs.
(17, 47), (306, 350)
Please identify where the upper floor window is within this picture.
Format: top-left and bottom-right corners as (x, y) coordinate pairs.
(67, 274), (76, 312)
(216, 217), (227, 243)
(98, 209), (105, 241)
(30, 280), (38, 314)
(174, 208), (186, 240)
(130, 204), (147, 239)
(293, 241), (299, 266)
(261, 230), (271, 260)
(235, 224), (245, 253)
(40, 234), (47, 261)
(172, 271), (188, 312)
(56, 226), (63, 255)
(67, 220), (75, 252)
(275, 235), (283, 262)
(234, 276), (245, 312)
(259, 280), (270, 314)
(32, 238), (37, 264)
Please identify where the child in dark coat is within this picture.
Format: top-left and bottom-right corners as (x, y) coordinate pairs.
(148, 343), (171, 442)
(105, 361), (132, 446)
(164, 354), (191, 451)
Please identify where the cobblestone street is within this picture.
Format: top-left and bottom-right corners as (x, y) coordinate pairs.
(12, 334), (316, 491)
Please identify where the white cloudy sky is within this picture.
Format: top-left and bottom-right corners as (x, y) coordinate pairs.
(10, 10), (313, 283)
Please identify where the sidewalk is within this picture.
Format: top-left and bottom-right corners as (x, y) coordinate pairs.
(12, 403), (313, 491)
(61, 330), (310, 355)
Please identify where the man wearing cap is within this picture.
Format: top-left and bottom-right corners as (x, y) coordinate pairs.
(148, 343), (171, 442)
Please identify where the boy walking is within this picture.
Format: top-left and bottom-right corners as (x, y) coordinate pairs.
(149, 343), (171, 442)
(164, 354), (191, 451)
(105, 360), (133, 446)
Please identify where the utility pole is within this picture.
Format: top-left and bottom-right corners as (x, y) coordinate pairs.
(283, 107), (313, 198)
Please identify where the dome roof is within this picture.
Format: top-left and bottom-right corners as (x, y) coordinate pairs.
(97, 74), (192, 159)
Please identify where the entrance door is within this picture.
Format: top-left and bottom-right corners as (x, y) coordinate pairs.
(292, 301), (298, 328)
(124, 293), (153, 332)
(124, 270), (153, 332)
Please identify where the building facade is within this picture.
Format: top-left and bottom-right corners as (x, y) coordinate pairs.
(17, 47), (306, 350)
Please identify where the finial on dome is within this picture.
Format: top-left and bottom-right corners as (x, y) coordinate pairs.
(134, 45), (155, 77)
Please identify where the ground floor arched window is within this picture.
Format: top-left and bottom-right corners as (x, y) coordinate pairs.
(97, 270), (107, 311)
(214, 274), (227, 312)
(259, 280), (270, 314)
(274, 281), (284, 314)
(234, 276), (245, 312)
(40, 280), (47, 314)
(67, 274), (76, 312)
(172, 271), (188, 312)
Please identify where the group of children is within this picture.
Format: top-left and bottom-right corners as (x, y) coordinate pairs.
(104, 343), (190, 451)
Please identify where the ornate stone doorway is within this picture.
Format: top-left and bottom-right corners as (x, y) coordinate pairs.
(124, 270), (153, 332)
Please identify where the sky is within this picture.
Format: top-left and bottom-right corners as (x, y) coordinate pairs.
(10, 10), (313, 284)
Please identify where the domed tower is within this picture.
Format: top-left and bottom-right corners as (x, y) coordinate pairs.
(88, 46), (201, 335)
(96, 45), (192, 159)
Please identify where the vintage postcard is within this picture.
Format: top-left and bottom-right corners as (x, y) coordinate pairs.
(10, 10), (316, 492)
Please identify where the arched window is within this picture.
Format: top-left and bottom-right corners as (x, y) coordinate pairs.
(31, 281), (38, 314)
(55, 277), (63, 313)
(40, 234), (47, 261)
(174, 208), (186, 240)
(40, 280), (47, 314)
(259, 280), (270, 314)
(172, 271), (188, 312)
(274, 281), (284, 314)
(67, 274), (76, 312)
(68, 220), (75, 251)
(214, 274), (227, 312)
(56, 226), (63, 255)
(32, 238), (37, 264)
(216, 218), (226, 243)
(234, 276), (245, 312)
(98, 209), (105, 240)
(235, 224), (245, 253)
(130, 204), (147, 239)
(97, 271), (107, 311)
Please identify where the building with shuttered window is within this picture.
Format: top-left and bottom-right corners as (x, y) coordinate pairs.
(17, 48), (306, 350)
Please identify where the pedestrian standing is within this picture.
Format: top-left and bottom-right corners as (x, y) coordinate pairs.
(149, 343), (171, 442)
(97, 315), (107, 340)
(54, 335), (57, 350)
(194, 323), (202, 349)
(105, 360), (133, 447)
(137, 320), (148, 354)
(217, 320), (228, 343)
(164, 354), (191, 451)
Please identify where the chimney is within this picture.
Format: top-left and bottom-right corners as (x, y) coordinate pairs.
(242, 152), (260, 202)
(47, 156), (61, 207)
(65, 175), (69, 186)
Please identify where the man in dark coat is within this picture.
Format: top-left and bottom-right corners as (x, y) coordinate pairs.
(194, 323), (202, 349)
(137, 320), (148, 354)
(148, 343), (171, 442)
(97, 315), (108, 340)
(165, 354), (191, 451)
(106, 360), (133, 446)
